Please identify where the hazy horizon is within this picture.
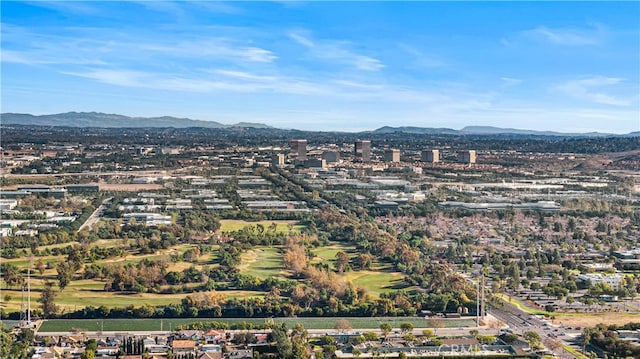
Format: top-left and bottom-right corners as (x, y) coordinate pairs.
(2, 1), (639, 133)
(4, 110), (639, 134)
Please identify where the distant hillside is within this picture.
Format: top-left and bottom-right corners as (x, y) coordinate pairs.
(374, 125), (623, 137)
(0, 112), (272, 129)
(460, 125), (613, 137)
(373, 126), (459, 135)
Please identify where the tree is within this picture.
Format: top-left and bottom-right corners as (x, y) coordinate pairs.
(355, 253), (373, 269)
(270, 324), (292, 359)
(524, 331), (541, 349)
(380, 323), (392, 337)
(335, 251), (350, 273)
(16, 328), (34, 344)
(56, 262), (73, 290)
(283, 245), (308, 276)
(501, 333), (519, 344)
(363, 332), (378, 341)
(403, 333), (416, 343)
(39, 280), (57, 318)
(3, 264), (22, 289)
(292, 323), (310, 359)
(80, 350), (95, 359)
(35, 259), (46, 276)
(426, 318), (444, 336)
(334, 319), (352, 332)
(0, 331), (12, 358)
(400, 322), (414, 334)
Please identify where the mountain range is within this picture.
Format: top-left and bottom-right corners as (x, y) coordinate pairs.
(0, 112), (271, 129)
(372, 125), (629, 137)
(2, 112), (638, 137)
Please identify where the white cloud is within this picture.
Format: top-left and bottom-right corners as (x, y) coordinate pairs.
(24, 1), (101, 15)
(500, 77), (522, 88)
(139, 39), (278, 63)
(499, 38), (513, 47)
(133, 1), (244, 16)
(398, 44), (446, 69)
(289, 32), (315, 48)
(1, 23), (279, 70)
(332, 80), (384, 91)
(523, 24), (606, 46)
(288, 30), (384, 71)
(63, 68), (331, 95)
(212, 70), (278, 82)
(554, 76), (631, 106)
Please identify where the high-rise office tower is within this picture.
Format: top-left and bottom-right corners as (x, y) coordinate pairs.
(421, 149), (440, 163)
(384, 149), (400, 163)
(290, 139), (307, 160)
(457, 150), (477, 164)
(272, 153), (285, 167)
(354, 140), (371, 162)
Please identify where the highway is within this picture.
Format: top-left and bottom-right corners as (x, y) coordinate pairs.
(487, 300), (586, 359)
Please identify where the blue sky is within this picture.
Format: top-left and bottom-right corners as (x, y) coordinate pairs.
(2, 1), (639, 133)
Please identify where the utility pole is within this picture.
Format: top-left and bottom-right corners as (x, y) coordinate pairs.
(27, 266), (31, 324)
(481, 272), (486, 320)
(476, 279), (480, 327)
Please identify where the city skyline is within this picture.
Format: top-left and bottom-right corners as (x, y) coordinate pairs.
(2, 1), (639, 133)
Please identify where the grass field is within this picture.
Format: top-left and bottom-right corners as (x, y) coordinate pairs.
(0, 235), (408, 316)
(310, 243), (407, 296)
(38, 316), (477, 332)
(311, 243), (356, 268)
(343, 269), (406, 297)
(0, 280), (264, 313)
(219, 220), (303, 233)
(239, 247), (286, 279)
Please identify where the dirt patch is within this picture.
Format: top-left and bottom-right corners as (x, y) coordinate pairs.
(553, 313), (640, 327)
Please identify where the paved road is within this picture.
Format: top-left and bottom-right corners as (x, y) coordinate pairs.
(77, 197), (112, 233)
(488, 300), (586, 358)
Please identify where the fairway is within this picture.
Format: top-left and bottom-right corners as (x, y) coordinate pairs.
(311, 243), (355, 265)
(39, 316), (477, 332)
(238, 247), (286, 279)
(219, 219), (303, 233)
(343, 270), (406, 297)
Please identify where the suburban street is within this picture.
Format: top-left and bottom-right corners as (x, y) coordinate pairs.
(77, 197), (112, 233)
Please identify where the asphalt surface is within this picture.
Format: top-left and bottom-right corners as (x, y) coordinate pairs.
(488, 300), (588, 359)
(77, 197), (112, 233)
